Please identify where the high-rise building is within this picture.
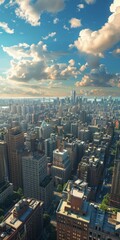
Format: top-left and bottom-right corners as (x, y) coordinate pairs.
(71, 90), (76, 104)
(52, 146), (71, 185)
(6, 127), (24, 190)
(22, 152), (53, 210)
(0, 198), (43, 240)
(45, 133), (57, 162)
(0, 141), (8, 185)
(22, 152), (47, 200)
(110, 142), (120, 208)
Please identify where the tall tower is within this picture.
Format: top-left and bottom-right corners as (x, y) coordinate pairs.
(6, 127), (24, 190)
(71, 90), (76, 104)
(110, 142), (120, 208)
(22, 153), (47, 200)
(0, 141), (8, 185)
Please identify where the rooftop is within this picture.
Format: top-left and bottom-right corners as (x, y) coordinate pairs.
(0, 199), (42, 240)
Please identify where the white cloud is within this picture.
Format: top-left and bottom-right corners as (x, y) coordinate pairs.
(53, 18), (59, 24)
(84, 0), (96, 4)
(77, 4), (84, 10)
(0, 22), (14, 34)
(63, 25), (69, 31)
(76, 64), (120, 87)
(43, 32), (56, 40)
(69, 18), (82, 28)
(69, 59), (75, 66)
(14, 0), (65, 26)
(113, 48), (120, 55)
(2, 41), (81, 82)
(80, 62), (88, 72)
(74, 0), (120, 56)
(2, 41), (47, 60)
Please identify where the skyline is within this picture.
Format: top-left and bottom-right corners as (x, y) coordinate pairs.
(0, 0), (120, 97)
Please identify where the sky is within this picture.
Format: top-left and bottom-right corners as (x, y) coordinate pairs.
(0, 0), (120, 97)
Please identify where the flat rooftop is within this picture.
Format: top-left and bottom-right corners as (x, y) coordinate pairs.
(0, 199), (42, 240)
(57, 199), (91, 223)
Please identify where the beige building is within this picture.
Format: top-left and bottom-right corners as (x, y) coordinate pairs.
(52, 146), (71, 185)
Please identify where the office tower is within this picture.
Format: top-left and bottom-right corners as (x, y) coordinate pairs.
(77, 156), (103, 187)
(0, 141), (8, 184)
(45, 133), (57, 162)
(39, 120), (52, 139)
(22, 153), (47, 200)
(52, 146), (71, 185)
(65, 142), (77, 172)
(0, 141), (13, 204)
(22, 152), (53, 210)
(110, 142), (120, 208)
(0, 198), (43, 240)
(71, 123), (78, 138)
(6, 127), (24, 190)
(78, 129), (90, 141)
(40, 175), (54, 211)
(71, 90), (76, 104)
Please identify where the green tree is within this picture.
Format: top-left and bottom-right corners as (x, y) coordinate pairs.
(57, 184), (63, 192)
(17, 188), (23, 197)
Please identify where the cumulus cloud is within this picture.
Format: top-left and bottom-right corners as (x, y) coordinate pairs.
(14, 0), (65, 26)
(2, 41), (81, 82)
(43, 32), (56, 40)
(0, 22), (14, 34)
(77, 4), (84, 11)
(53, 18), (59, 24)
(80, 62), (88, 72)
(69, 59), (75, 66)
(69, 18), (82, 28)
(113, 48), (120, 56)
(74, 0), (120, 56)
(76, 64), (120, 87)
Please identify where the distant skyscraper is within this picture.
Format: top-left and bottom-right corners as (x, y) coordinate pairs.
(71, 90), (76, 104)
(110, 142), (120, 208)
(6, 127), (24, 190)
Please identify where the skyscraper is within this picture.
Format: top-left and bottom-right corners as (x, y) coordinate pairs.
(6, 127), (24, 190)
(52, 146), (71, 185)
(0, 141), (8, 185)
(22, 152), (47, 200)
(71, 90), (76, 104)
(110, 142), (120, 208)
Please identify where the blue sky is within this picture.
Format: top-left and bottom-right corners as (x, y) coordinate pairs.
(0, 0), (120, 97)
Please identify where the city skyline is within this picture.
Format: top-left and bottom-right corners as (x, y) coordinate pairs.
(0, 0), (120, 97)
